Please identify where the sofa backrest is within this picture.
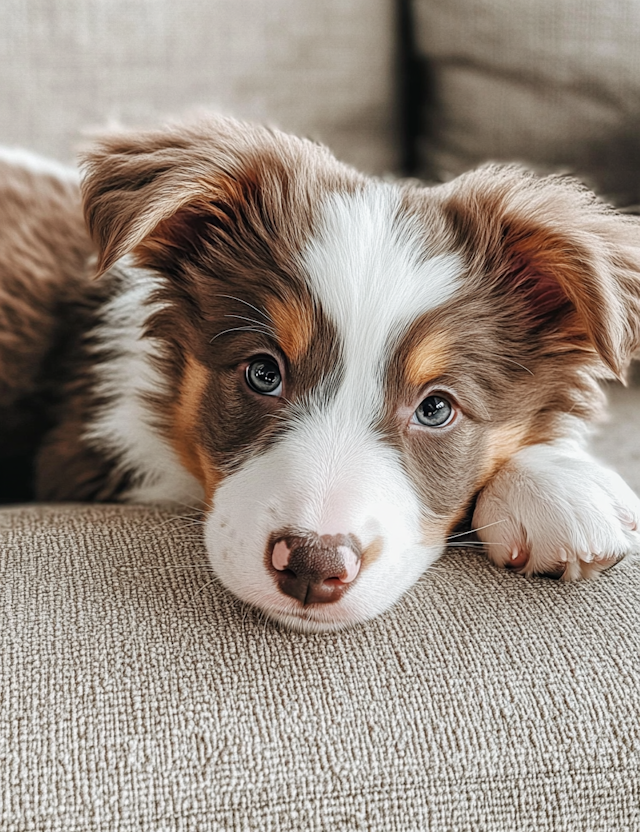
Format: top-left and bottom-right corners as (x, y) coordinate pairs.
(0, 0), (398, 175)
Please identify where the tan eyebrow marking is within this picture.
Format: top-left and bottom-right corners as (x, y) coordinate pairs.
(267, 295), (315, 362)
(404, 330), (453, 388)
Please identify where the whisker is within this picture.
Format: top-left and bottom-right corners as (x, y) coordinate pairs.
(174, 578), (230, 616)
(155, 515), (204, 528)
(167, 513), (204, 523)
(447, 519), (507, 540)
(503, 356), (534, 376)
(137, 526), (204, 536)
(217, 294), (272, 322)
(170, 514), (206, 523)
(190, 578), (221, 601)
(210, 326), (273, 343)
(170, 500), (206, 513)
(148, 518), (199, 531)
(224, 314), (277, 335)
(136, 535), (205, 546)
(122, 563), (214, 572)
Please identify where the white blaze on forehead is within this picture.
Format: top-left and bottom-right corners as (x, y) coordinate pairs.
(300, 186), (462, 407)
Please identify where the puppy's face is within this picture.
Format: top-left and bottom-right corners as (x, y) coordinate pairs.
(82, 117), (640, 631)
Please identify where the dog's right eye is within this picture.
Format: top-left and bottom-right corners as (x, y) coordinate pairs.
(412, 394), (454, 428)
(246, 358), (283, 396)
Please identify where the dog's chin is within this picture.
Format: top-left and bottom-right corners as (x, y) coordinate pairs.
(240, 594), (380, 633)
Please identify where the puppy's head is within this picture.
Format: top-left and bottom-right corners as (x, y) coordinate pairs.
(81, 116), (640, 631)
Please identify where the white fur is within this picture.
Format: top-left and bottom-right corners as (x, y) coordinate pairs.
(302, 186), (461, 410)
(204, 187), (462, 631)
(474, 435), (640, 578)
(83, 260), (204, 505)
(0, 146), (79, 182)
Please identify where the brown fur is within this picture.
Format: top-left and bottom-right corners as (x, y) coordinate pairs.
(0, 160), (99, 498)
(34, 266), (138, 501)
(436, 166), (640, 378)
(80, 118), (360, 277)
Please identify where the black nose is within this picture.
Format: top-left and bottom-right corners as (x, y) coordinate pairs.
(269, 532), (362, 605)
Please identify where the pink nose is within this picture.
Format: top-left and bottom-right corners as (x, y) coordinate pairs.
(269, 532), (362, 605)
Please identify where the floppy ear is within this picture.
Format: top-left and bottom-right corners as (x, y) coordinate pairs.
(79, 116), (300, 277)
(440, 165), (640, 378)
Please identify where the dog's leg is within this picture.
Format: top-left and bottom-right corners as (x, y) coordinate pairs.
(473, 440), (640, 579)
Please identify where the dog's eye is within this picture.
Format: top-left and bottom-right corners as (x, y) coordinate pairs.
(413, 395), (454, 428)
(246, 358), (283, 396)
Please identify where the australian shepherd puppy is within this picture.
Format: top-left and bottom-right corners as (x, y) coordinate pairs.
(1, 115), (639, 631)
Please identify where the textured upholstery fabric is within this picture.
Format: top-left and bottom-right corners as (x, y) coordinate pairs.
(412, 0), (640, 205)
(0, 0), (397, 175)
(2, 503), (640, 831)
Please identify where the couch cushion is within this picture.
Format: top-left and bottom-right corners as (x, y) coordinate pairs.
(412, 0), (640, 205)
(1, 503), (640, 830)
(0, 0), (396, 175)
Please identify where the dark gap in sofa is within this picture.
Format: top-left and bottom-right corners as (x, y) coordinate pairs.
(397, 0), (434, 178)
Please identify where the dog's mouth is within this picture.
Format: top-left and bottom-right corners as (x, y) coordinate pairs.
(244, 584), (367, 632)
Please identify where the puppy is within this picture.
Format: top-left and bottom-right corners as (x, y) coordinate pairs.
(1, 116), (639, 631)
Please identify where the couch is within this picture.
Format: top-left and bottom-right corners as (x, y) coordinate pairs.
(1, 2), (639, 829)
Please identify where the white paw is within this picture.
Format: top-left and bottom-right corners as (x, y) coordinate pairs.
(473, 443), (640, 580)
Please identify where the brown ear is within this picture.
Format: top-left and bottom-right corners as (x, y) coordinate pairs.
(79, 116), (294, 276)
(440, 165), (640, 378)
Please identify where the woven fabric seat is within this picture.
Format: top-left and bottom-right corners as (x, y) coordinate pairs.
(2, 503), (639, 830)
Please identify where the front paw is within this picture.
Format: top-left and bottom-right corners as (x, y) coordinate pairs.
(473, 444), (640, 580)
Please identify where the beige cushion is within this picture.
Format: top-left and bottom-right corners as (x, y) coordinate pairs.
(2, 502), (640, 830)
(0, 0), (397, 175)
(413, 0), (640, 204)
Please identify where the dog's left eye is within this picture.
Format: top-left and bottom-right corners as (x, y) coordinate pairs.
(246, 358), (283, 396)
(412, 395), (454, 428)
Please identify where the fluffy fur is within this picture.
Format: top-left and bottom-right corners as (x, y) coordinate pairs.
(1, 116), (639, 632)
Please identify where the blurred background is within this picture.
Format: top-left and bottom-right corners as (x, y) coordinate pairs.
(0, 0), (397, 174)
(0, 0), (638, 486)
(2, 0), (640, 199)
